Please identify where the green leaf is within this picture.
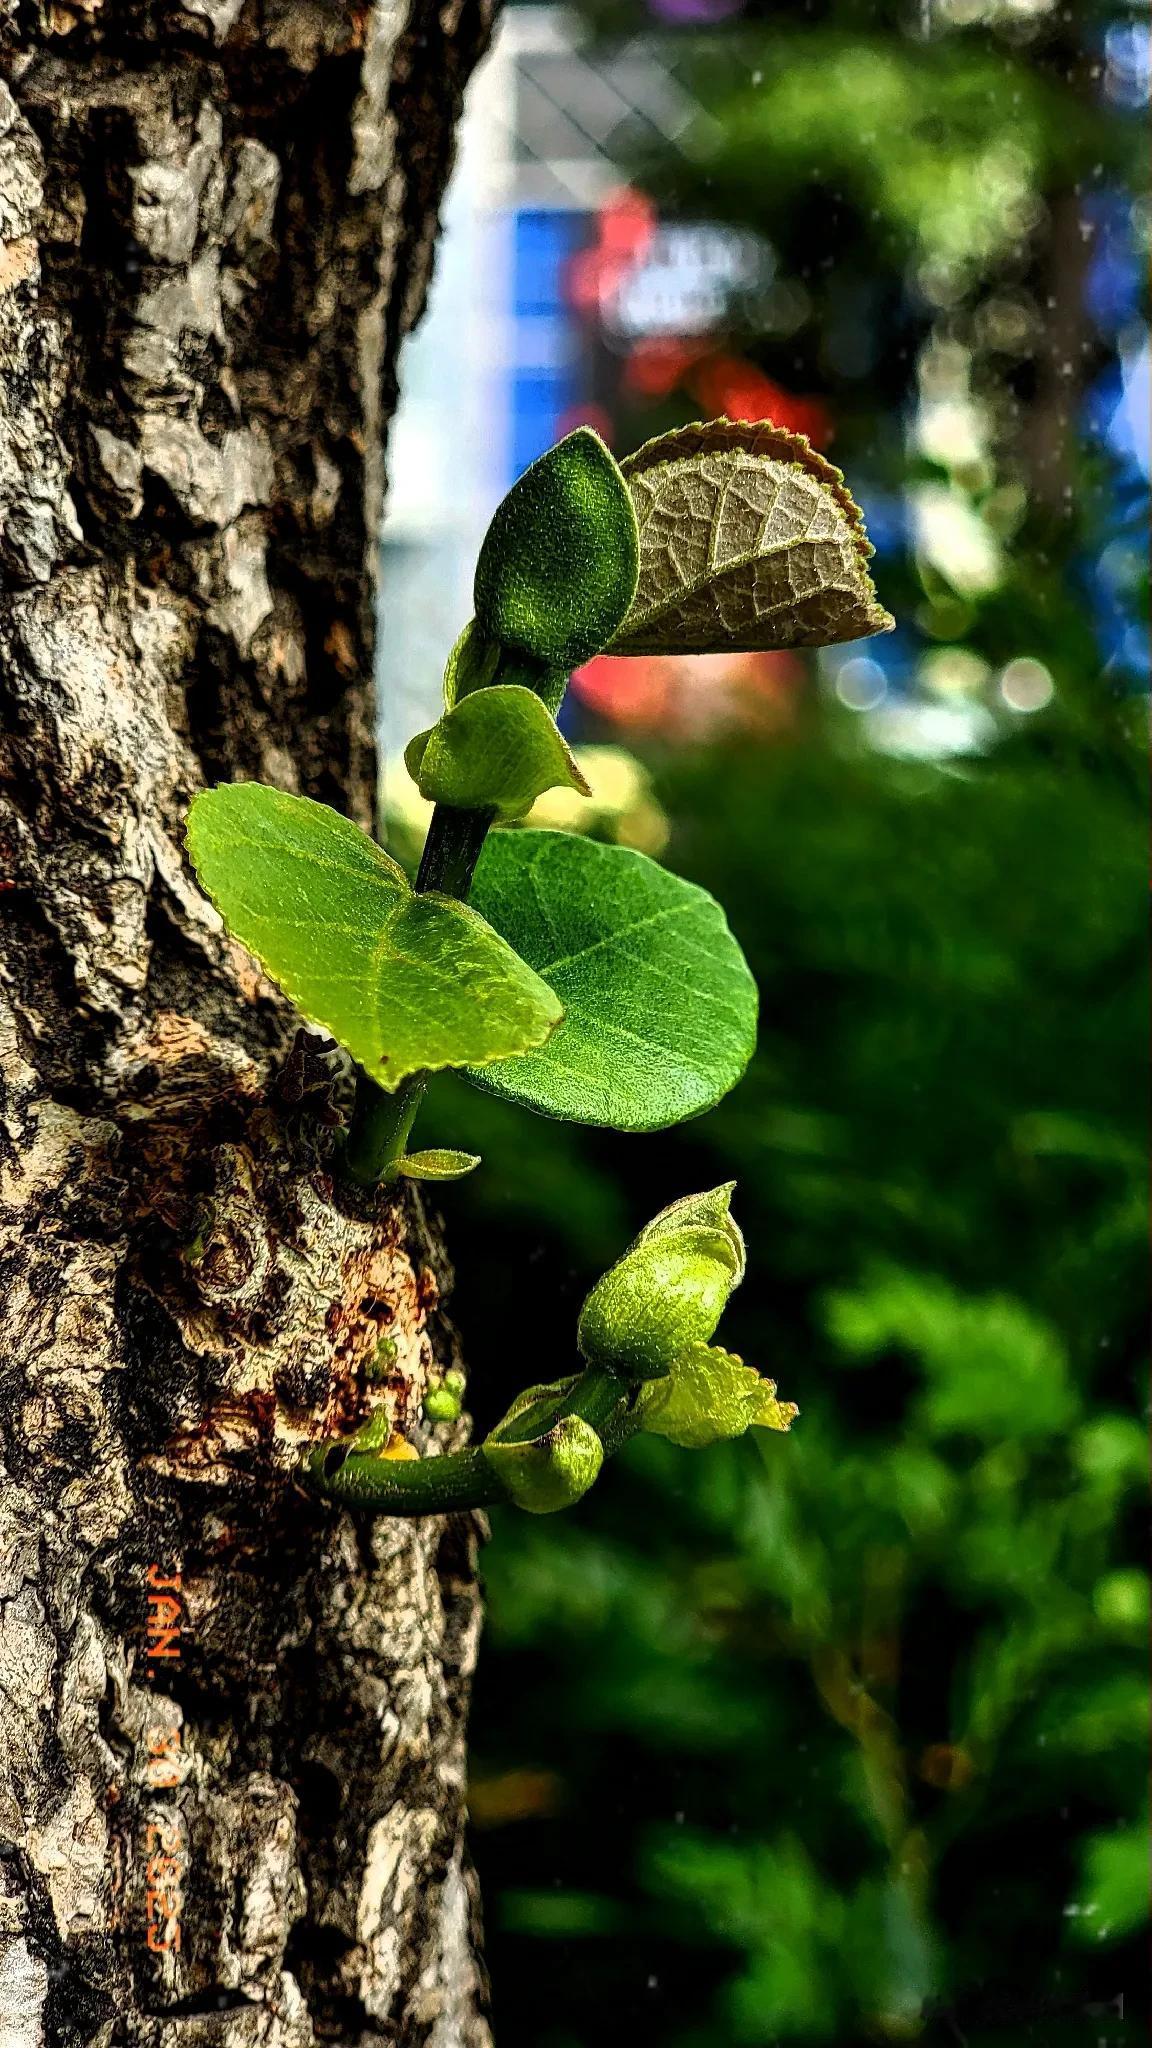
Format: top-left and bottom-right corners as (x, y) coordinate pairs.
(1068, 1821), (1150, 1943)
(474, 428), (640, 669)
(442, 622), (567, 719)
(465, 829), (757, 1130)
(610, 418), (894, 654)
(639, 1343), (798, 1449)
(405, 686), (592, 820)
(186, 784), (562, 1090)
(487, 1377), (579, 1446)
(633, 1181), (746, 1283)
(442, 620), (501, 708)
(394, 1149), (481, 1181)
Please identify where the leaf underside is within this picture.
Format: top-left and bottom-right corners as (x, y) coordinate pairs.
(465, 829), (757, 1130)
(186, 784), (561, 1089)
(610, 418), (894, 655)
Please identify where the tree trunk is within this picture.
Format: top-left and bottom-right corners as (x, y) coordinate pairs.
(0, 6), (494, 2044)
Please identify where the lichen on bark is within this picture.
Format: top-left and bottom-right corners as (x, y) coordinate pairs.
(0, 2), (495, 2041)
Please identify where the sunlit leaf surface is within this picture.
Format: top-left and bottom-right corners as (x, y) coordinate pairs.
(466, 828), (757, 1129)
(187, 784), (561, 1089)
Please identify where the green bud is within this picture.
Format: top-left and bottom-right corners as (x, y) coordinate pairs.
(474, 428), (639, 671)
(577, 1186), (744, 1381)
(366, 1334), (399, 1381)
(482, 1414), (603, 1515)
(423, 1367), (468, 1424)
(423, 1383), (463, 1423)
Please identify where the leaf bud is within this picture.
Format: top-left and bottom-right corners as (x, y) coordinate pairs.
(577, 1186), (744, 1381)
(474, 429), (639, 671)
(482, 1414), (604, 1515)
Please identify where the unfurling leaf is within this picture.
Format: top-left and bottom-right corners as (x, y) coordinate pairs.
(639, 1343), (798, 1449)
(474, 428), (640, 670)
(442, 620), (502, 708)
(577, 1185), (745, 1381)
(443, 623), (568, 720)
(632, 1181), (746, 1284)
(465, 830), (757, 1130)
(609, 418), (894, 654)
(394, 1149), (481, 1181)
(405, 686), (592, 820)
(482, 1414), (604, 1514)
(186, 784), (562, 1089)
(486, 1377), (579, 1447)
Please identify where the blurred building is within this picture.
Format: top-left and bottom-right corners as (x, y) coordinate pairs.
(378, 3), (1149, 781)
(376, 7), (793, 766)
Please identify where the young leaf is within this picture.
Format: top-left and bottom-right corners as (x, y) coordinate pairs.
(442, 620), (501, 708)
(474, 427), (640, 670)
(186, 784), (562, 1089)
(465, 829), (757, 1130)
(633, 1182), (746, 1283)
(578, 1194), (744, 1380)
(405, 685), (592, 820)
(394, 1149), (481, 1181)
(639, 1343), (798, 1449)
(609, 418), (894, 654)
(487, 1376), (579, 1446)
(443, 622), (567, 719)
(482, 1414), (604, 1514)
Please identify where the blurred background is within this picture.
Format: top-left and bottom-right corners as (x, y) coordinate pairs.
(377, 1), (1149, 2041)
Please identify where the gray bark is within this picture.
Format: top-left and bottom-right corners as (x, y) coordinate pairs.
(0, 4), (494, 2043)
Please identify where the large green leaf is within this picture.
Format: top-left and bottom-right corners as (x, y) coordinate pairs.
(465, 830), (757, 1129)
(405, 685), (591, 819)
(610, 418), (893, 654)
(186, 784), (562, 1089)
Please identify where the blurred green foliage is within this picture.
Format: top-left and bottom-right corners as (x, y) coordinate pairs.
(412, 0), (1147, 2038)
(426, 706), (1146, 2045)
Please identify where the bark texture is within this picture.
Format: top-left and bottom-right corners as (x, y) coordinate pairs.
(0, 3), (494, 2042)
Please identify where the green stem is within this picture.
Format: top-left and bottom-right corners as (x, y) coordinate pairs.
(305, 1362), (650, 1518)
(306, 1440), (505, 1515)
(343, 801), (495, 1187)
(321, 785), (539, 1501)
(416, 803), (493, 896)
(344, 1073), (425, 1186)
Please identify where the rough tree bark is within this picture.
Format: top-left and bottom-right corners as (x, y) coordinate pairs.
(0, 4), (495, 2043)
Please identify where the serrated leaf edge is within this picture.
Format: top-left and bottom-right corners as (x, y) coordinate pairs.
(620, 415), (876, 566)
